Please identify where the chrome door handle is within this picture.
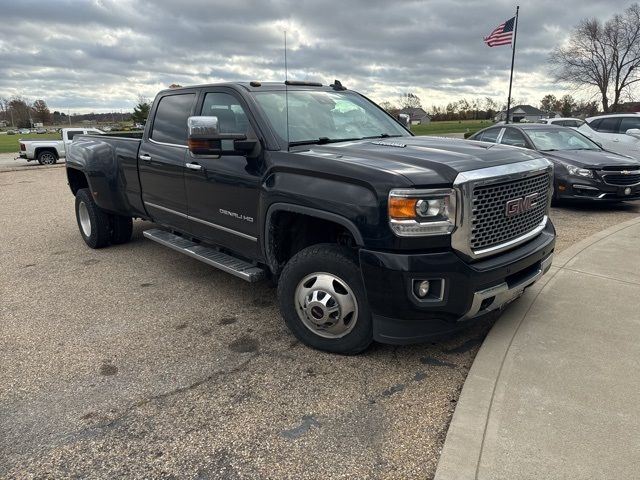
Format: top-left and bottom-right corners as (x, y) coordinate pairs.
(139, 154), (152, 162)
(185, 162), (202, 171)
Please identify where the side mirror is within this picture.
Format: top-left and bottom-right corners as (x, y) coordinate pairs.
(187, 116), (246, 156)
(397, 113), (411, 127)
(625, 128), (640, 138)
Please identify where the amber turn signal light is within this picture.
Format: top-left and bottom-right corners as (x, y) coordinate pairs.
(389, 197), (418, 219)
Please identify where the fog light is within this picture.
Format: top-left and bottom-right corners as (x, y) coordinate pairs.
(625, 187), (631, 195)
(415, 280), (430, 298)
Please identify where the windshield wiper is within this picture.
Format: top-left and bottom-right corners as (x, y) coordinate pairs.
(288, 134), (404, 148)
(361, 134), (404, 139)
(288, 137), (362, 147)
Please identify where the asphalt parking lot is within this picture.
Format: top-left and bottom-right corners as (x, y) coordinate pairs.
(2, 166), (639, 479)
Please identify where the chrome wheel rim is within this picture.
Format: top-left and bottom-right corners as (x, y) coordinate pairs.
(294, 272), (358, 338)
(78, 201), (92, 237)
(40, 153), (55, 164)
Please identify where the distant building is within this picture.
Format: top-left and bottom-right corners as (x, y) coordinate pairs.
(398, 107), (431, 125)
(494, 105), (547, 123)
(0, 120), (7, 127)
(619, 102), (640, 113)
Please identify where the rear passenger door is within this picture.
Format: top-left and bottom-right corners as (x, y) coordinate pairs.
(617, 117), (640, 158)
(138, 91), (197, 233)
(584, 117), (621, 152)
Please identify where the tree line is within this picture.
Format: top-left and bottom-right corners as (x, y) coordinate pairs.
(0, 96), (135, 128)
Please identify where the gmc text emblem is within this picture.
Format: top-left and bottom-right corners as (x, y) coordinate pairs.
(505, 192), (539, 217)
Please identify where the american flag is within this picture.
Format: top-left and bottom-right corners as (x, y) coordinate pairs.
(484, 16), (515, 47)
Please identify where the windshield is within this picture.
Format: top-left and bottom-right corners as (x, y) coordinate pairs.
(253, 90), (409, 146)
(526, 128), (601, 151)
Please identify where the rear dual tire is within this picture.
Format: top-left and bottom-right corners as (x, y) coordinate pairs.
(75, 188), (132, 248)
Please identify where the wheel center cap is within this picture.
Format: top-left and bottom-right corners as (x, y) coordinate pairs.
(310, 305), (324, 319)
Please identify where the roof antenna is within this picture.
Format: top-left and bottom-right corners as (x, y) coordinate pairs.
(284, 30), (290, 151)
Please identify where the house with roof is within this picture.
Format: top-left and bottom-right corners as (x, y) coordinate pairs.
(494, 105), (548, 123)
(398, 107), (431, 125)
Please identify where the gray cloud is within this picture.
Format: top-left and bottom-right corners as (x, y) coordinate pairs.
(0, 0), (636, 112)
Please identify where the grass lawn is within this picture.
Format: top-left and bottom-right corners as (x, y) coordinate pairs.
(0, 133), (61, 154)
(411, 120), (491, 136)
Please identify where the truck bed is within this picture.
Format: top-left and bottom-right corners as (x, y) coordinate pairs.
(66, 134), (145, 218)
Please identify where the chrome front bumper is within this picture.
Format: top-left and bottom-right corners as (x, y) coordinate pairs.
(460, 253), (554, 321)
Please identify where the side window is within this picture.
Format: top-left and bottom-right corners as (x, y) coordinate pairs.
(478, 129), (500, 143)
(500, 129), (528, 147)
(620, 117), (640, 133)
(591, 117), (620, 133)
(151, 93), (195, 145)
(66, 130), (83, 140)
(201, 92), (252, 134)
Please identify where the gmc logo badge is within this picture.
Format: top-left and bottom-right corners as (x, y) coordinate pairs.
(505, 192), (539, 217)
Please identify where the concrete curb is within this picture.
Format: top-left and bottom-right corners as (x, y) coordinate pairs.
(434, 215), (640, 480)
(0, 163), (65, 174)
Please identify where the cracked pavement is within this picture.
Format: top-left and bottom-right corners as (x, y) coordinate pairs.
(1, 168), (639, 479)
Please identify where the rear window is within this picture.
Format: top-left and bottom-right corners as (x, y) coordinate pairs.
(620, 117), (640, 132)
(66, 130), (83, 140)
(151, 94), (195, 145)
(477, 128), (500, 143)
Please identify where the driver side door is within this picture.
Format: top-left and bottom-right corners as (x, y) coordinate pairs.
(184, 89), (262, 258)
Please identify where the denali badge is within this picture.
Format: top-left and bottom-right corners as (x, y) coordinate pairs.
(505, 192), (539, 217)
(219, 208), (254, 223)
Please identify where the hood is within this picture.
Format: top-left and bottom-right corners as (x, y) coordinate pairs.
(296, 136), (544, 185)
(542, 149), (640, 168)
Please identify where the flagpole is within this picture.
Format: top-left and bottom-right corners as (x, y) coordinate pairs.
(505, 5), (519, 124)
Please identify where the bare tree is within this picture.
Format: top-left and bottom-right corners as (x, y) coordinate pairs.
(400, 93), (422, 109)
(549, 3), (640, 112)
(8, 96), (32, 128)
(32, 99), (51, 124)
(378, 101), (397, 113)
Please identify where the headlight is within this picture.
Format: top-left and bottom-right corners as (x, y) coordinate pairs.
(388, 188), (456, 236)
(566, 164), (593, 178)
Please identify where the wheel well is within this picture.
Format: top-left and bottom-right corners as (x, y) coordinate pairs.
(35, 147), (58, 159)
(268, 211), (358, 274)
(67, 168), (89, 195)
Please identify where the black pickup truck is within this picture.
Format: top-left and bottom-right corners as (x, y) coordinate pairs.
(66, 81), (555, 354)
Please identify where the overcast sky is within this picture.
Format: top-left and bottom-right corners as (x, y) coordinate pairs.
(0, 0), (636, 113)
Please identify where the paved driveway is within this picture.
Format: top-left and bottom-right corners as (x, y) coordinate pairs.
(1, 168), (491, 479)
(2, 167), (639, 479)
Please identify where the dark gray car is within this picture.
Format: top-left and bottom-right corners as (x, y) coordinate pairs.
(469, 124), (640, 202)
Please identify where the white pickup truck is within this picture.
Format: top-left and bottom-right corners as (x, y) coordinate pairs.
(18, 128), (103, 164)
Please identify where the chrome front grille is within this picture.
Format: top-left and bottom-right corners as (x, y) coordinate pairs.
(451, 158), (553, 260)
(471, 173), (550, 251)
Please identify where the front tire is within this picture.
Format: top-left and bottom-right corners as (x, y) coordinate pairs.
(37, 151), (57, 165)
(277, 244), (372, 354)
(75, 188), (111, 249)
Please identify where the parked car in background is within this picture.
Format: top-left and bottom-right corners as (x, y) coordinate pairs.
(578, 114), (640, 160)
(18, 127), (103, 164)
(537, 117), (585, 128)
(469, 124), (640, 202)
(18, 128), (30, 134)
(36, 128), (47, 134)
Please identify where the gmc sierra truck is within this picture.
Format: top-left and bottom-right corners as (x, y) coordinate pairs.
(66, 81), (555, 354)
(18, 127), (103, 164)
